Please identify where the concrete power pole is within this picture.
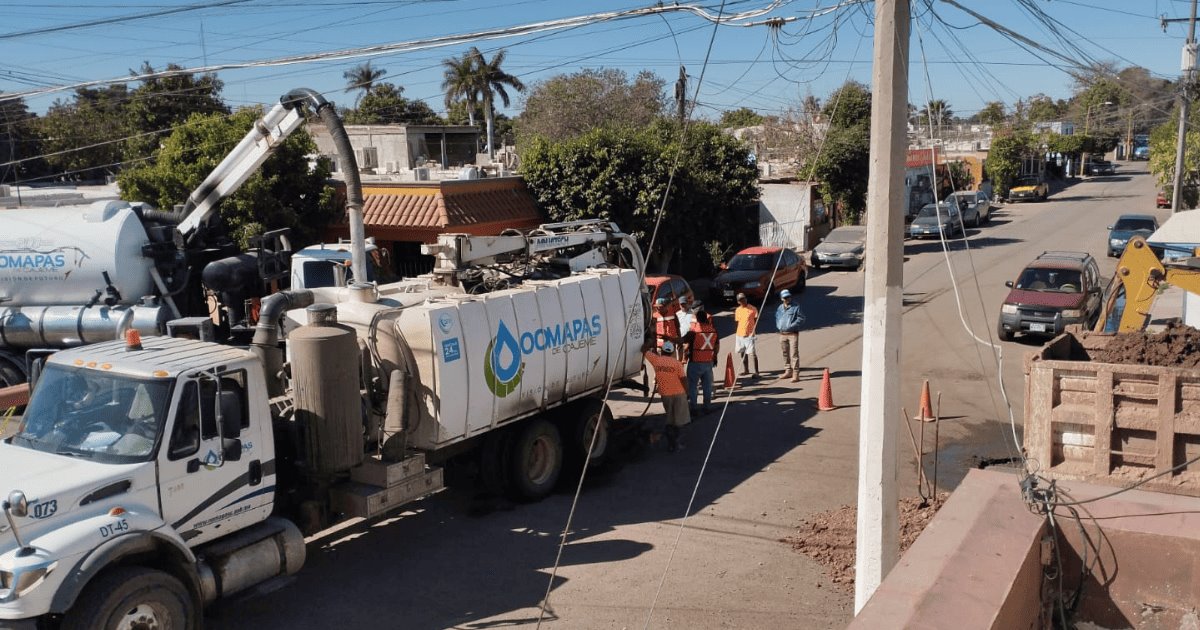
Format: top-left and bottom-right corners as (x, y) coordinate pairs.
(1171, 0), (1198, 212)
(855, 0), (909, 614)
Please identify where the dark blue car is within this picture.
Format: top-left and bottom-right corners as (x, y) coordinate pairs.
(1107, 214), (1159, 257)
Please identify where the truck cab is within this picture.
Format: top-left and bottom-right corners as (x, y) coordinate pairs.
(0, 335), (284, 628)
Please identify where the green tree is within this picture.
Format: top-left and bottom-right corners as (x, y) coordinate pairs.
(516, 68), (665, 143)
(719, 107), (765, 128)
(921, 99), (953, 127)
(521, 121), (758, 275)
(117, 107), (338, 246)
(343, 83), (442, 125)
(985, 130), (1035, 197)
(1149, 104), (1200, 209)
(442, 47), (524, 156)
(1026, 94), (1066, 123)
(123, 62), (228, 160)
(0, 94), (49, 183)
(811, 81), (872, 223)
(977, 101), (1006, 126)
(36, 84), (131, 180)
(343, 61), (387, 106)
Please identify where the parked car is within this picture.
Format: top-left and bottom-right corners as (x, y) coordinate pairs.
(1107, 214), (1159, 257)
(908, 202), (964, 239)
(997, 251), (1102, 340)
(1084, 159), (1116, 176)
(645, 274), (695, 315)
(948, 190), (992, 228)
(1133, 146), (1150, 160)
(710, 246), (806, 304)
(1008, 176), (1049, 202)
(1157, 190), (1170, 209)
(811, 226), (867, 270)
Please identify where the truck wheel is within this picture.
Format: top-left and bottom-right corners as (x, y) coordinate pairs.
(561, 399), (613, 481)
(507, 418), (563, 502)
(997, 322), (1014, 342)
(64, 566), (193, 630)
(0, 356), (25, 388)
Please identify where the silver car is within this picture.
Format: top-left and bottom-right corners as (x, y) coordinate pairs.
(811, 226), (866, 270)
(948, 190), (991, 228)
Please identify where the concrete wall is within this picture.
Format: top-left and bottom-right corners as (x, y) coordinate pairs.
(759, 182), (815, 250)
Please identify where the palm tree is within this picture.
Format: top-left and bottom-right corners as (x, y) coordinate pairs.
(442, 47), (525, 157)
(921, 99), (953, 127)
(343, 62), (387, 106)
(441, 51), (480, 127)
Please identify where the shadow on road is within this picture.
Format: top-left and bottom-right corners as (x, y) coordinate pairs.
(903, 235), (1023, 256)
(210, 385), (823, 629)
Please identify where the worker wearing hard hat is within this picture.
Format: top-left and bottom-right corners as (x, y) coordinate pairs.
(644, 340), (690, 452)
(653, 297), (682, 358)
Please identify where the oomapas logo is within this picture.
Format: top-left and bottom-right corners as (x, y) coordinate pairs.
(484, 321), (524, 397)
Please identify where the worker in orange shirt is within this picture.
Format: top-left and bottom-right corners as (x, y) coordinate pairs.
(733, 292), (759, 378)
(644, 340), (690, 452)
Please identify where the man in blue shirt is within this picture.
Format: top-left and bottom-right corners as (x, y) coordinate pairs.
(775, 289), (805, 382)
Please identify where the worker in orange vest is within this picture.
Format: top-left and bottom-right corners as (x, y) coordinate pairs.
(653, 297), (682, 357)
(643, 339), (690, 452)
(682, 308), (719, 415)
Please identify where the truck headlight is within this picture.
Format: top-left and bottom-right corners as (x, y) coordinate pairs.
(1062, 309), (1083, 318)
(1110, 238), (1123, 247)
(1, 563), (54, 597)
(1001, 304), (1018, 314)
(744, 281), (761, 288)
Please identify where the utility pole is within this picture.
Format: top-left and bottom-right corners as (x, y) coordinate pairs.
(1167, 0), (1198, 212)
(855, 0), (908, 614)
(674, 65), (688, 124)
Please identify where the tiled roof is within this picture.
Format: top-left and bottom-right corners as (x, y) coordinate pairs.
(347, 179), (542, 233)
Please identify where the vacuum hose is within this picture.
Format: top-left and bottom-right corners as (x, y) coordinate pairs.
(251, 290), (314, 397)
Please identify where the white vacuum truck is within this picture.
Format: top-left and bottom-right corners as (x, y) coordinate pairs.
(0, 219), (650, 629)
(0, 87), (367, 388)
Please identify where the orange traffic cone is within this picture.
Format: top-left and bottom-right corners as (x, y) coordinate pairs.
(723, 354), (736, 389)
(918, 380), (934, 422)
(818, 368), (835, 411)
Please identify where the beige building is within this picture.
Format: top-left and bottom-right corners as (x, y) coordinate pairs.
(310, 124), (482, 175)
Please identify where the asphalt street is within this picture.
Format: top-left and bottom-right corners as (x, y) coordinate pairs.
(212, 162), (1163, 629)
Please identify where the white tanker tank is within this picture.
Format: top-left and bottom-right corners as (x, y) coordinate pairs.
(0, 201), (170, 355)
(0, 201), (157, 306)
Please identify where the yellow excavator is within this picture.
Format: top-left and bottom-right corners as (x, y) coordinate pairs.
(1095, 236), (1200, 332)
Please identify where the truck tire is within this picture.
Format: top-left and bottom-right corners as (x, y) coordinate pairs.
(997, 322), (1014, 342)
(507, 418), (563, 502)
(0, 355), (25, 388)
(561, 399), (613, 480)
(63, 566), (193, 630)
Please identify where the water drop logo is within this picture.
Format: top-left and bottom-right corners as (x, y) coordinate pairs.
(484, 320), (524, 397)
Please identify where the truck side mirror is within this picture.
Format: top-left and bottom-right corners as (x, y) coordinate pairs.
(222, 438), (243, 462)
(1005, 280), (1014, 288)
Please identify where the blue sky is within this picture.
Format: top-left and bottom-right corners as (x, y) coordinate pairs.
(0, 0), (1192, 122)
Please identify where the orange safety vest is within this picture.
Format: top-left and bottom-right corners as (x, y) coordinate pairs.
(655, 313), (680, 345)
(689, 321), (717, 364)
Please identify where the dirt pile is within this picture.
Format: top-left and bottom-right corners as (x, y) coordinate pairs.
(1089, 323), (1200, 368)
(782, 494), (947, 590)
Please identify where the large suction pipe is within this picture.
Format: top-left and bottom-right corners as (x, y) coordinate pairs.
(251, 289), (313, 397)
(283, 88), (367, 288)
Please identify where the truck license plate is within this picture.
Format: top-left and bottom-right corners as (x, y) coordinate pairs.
(1029, 323), (1047, 332)
(723, 290), (734, 297)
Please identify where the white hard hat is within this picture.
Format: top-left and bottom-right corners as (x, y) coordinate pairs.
(661, 341), (675, 354)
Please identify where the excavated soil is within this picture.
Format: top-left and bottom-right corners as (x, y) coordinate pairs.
(782, 494), (948, 591)
(1089, 323), (1200, 368)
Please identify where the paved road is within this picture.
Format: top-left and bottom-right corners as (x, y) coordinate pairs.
(214, 163), (1162, 629)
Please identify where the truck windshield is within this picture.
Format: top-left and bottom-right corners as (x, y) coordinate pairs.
(11, 365), (173, 464)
